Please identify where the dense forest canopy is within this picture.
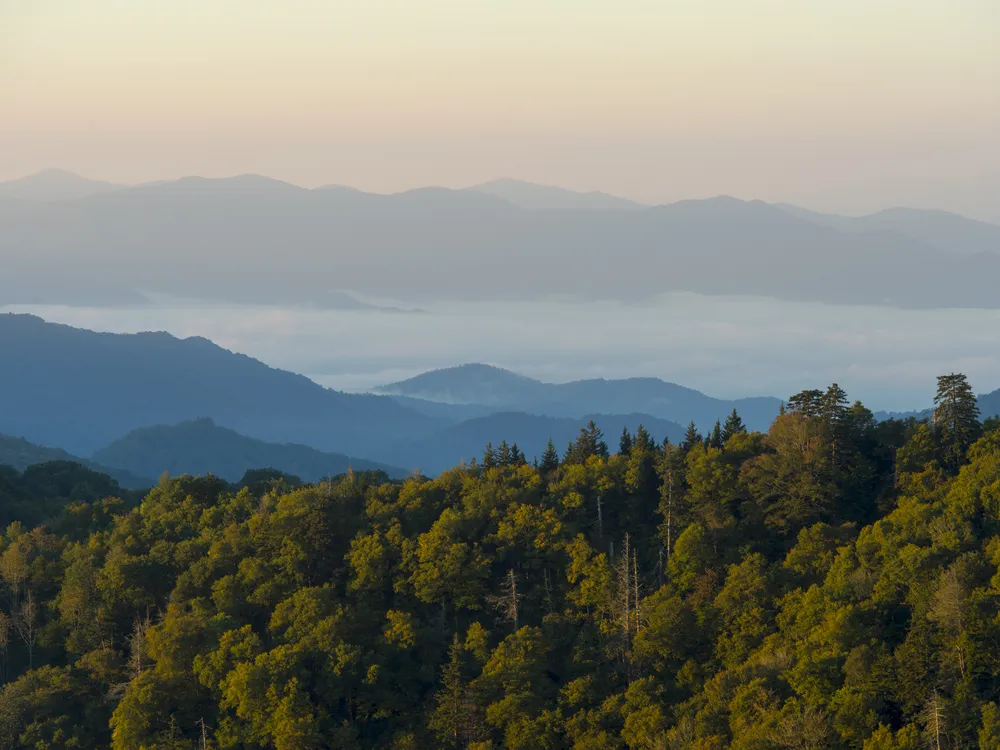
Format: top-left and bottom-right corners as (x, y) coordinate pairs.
(2, 375), (1000, 748)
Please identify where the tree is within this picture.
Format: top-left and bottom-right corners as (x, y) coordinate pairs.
(430, 634), (476, 748)
(933, 373), (981, 470)
(740, 412), (837, 534)
(721, 409), (745, 443)
(619, 428), (633, 457)
(657, 442), (686, 569)
(539, 439), (559, 474)
(709, 421), (723, 450)
(682, 421), (701, 452)
(565, 421), (609, 464)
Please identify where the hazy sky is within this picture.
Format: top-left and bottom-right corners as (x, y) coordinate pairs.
(3, 0), (998, 218)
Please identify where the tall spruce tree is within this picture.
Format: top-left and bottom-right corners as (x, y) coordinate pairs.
(682, 421), (702, 452)
(934, 373), (981, 470)
(619, 427), (634, 456)
(721, 409), (745, 442)
(709, 420), (723, 449)
(539, 439), (559, 474)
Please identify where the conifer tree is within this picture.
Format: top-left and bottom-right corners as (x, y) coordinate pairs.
(539, 439), (559, 474)
(934, 373), (981, 470)
(709, 420), (723, 449)
(482, 443), (497, 469)
(787, 389), (824, 418)
(682, 421), (701, 452)
(429, 634), (469, 747)
(619, 427), (634, 456)
(721, 409), (745, 442)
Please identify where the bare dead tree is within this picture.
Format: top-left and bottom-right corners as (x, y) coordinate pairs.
(488, 569), (520, 630)
(13, 590), (38, 669)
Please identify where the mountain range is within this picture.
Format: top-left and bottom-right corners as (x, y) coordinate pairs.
(0, 314), (810, 478)
(0, 313), (435, 457)
(373, 363), (782, 432)
(2, 314), (998, 482)
(2, 172), (998, 309)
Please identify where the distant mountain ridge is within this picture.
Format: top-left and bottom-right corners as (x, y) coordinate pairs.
(0, 313), (437, 457)
(2, 172), (998, 309)
(92, 418), (406, 482)
(374, 363), (782, 432)
(466, 178), (645, 211)
(0, 434), (152, 488)
(0, 169), (124, 201)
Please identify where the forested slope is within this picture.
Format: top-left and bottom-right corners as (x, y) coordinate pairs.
(1, 377), (1000, 749)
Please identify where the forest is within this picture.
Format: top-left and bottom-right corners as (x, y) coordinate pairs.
(2, 374), (1000, 749)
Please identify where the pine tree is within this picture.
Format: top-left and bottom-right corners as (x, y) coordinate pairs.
(497, 440), (512, 466)
(787, 389), (824, 418)
(566, 420), (610, 464)
(820, 383), (849, 427)
(682, 421), (701, 452)
(721, 409), (745, 443)
(482, 442), (497, 469)
(934, 373), (981, 470)
(429, 634), (469, 747)
(710, 420), (723, 449)
(509, 442), (525, 466)
(634, 424), (653, 452)
(619, 427), (634, 456)
(539, 439), (559, 474)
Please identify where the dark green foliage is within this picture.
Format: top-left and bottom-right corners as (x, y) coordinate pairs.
(0, 375), (997, 749)
(722, 408), (746, 442)
(935, 373), (982, 471)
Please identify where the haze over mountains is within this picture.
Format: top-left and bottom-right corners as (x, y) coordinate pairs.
(3, 313), (1000, 483)
(2, 171), (998, 309)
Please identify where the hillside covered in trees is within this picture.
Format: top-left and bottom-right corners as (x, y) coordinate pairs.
(2, 375), (1000, 748)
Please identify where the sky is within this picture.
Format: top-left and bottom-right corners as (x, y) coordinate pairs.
(2, 0), (999, 219)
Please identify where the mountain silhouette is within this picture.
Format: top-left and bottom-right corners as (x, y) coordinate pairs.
(2, 175), (998, 308)
(92, 418), (406, 482)
(0, 314), (437, 457)
(374, 363), (782, 432)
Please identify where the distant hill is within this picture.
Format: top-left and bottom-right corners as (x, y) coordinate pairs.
(0, 169), (124, 201)
(92, 418), (406, 482)
(466, 178), (644, 211)
(383, 411), (687, 475)
(375, 363), (782, 432)
(980, 389), (1000, 420)
(0, 434), (152, 488)
(775, 204), (1000, 256)
(0, 314), (438, 457)
(3, 175), (999, 308)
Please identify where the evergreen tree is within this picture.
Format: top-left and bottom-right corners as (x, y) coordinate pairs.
(539, 439), (559, 474)
(482, 442), (497, 469)
(820, 383), (849, 427)
(933, 373), (981, 470)
(619, 427), (633, 456)
(709, 420), (723, 449)
(497, 440), (512, 467)
(565, 421), (609, 464)
(682, 421), (701, 452)
(509, 442), (525, 466)
(429, 634), (470, 747)
(787, 388), (824, 418)
(721, 409), (745, 442)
